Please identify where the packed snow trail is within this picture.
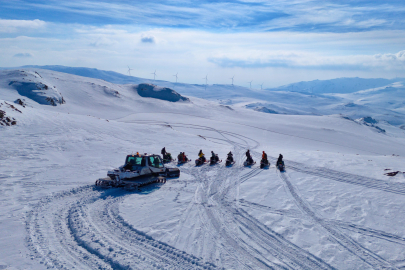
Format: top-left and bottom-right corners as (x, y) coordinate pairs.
(26, 185), (217, 270)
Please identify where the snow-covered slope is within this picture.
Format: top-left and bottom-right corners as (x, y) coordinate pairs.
(17, 65), (405, 129)
(1, 68), (405, 269)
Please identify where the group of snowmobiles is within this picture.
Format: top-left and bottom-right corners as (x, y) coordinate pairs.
(162, 147), (285, 171)
(95, 148), (285, 190)
(244, 150), (285, 171)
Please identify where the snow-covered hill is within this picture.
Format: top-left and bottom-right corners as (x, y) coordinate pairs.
(16, 65), (405, 129)
(1, 68), (405, 269)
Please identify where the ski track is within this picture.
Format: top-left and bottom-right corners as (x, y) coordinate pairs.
(25, 118), (403, 269)
(278, 171), (397, 269)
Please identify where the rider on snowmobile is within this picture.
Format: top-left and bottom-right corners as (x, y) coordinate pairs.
(178, 152), (184, 161)
(246, 150), (253, 164)
(262, 151), (268, 162)
(198, 150), (206, 162)
(182, 152), (188, 162)
(211, 151), (219, 163)
(227, 151), (233, 162)
(277, 154), (283, 165)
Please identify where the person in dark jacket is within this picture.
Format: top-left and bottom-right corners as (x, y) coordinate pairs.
(277, 154), (283, 165)
(178, 152), (183, 161)
(161, 147), (166, 156)
(227, 151), (233, 162)
(211, 151), (219, 162)
(246, 150), (253, 163)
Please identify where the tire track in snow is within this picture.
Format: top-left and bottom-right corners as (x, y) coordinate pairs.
(278, 171), (397, 269)
(284, 161), (405, 196)
(26, 185), (217, 270)
(187, 143), (335, 269)
(239, 199), (405, 247)
(110, 118), (339, 268)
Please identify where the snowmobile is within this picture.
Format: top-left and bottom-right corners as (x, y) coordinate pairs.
(277, 161), (285, 172)
(209, 154), (221, 165)
(177, 154), (189, 165)
(225, 155), (235, 166)
(178, 159), (190, 165)
(195, 156), (207, 166)
(162, 152), (174, 163)
(260, 159), (270, 169)
(243, 157), (255, 166)
(95, 154), (180, 190)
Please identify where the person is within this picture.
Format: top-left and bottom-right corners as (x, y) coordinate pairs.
(246, 149), (253, 164)
(262, 151), (268, 162)
(211, 151), (218, 163)
(178, 152), (183, 162)
(227, 151), (233, 162)
(136, 152), (140, 156)
(198, 150), (206, 162)
(182, 152), (188, 162)
(161, 147), (166, 156)
(277, 154), (283, 165)
(152, 156), (160, 167)
(124, 159), (135, 171)
(123, 162), (132, 171)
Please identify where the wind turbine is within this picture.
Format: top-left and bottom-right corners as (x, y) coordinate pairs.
(230, 75), (235, 86)
(248, 80), (253, 89)
(259, 83), (263, 90)
(127, 66), (133, 76)
(151, 70), (157, 81)
(173, 73), (178, 83)
(203, 75), (208, 89)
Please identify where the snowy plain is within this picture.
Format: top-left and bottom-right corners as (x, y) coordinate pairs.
(1, 68), (405, 269)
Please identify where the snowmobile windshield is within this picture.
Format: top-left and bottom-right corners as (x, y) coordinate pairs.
(149, 156), (164, 168)
(126, 156), (143, 166)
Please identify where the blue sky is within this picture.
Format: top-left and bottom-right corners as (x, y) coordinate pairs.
(1, 0), (404, 87)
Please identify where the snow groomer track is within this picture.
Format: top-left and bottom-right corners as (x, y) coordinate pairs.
(26, 119), (405, 269)
(26, 186), (216, 270)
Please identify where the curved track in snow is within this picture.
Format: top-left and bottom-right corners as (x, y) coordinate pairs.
(26, 186), (216, 270)
(26, 117), (403, 269)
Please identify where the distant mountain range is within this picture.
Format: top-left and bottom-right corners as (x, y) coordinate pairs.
(18, 65), (404, 95)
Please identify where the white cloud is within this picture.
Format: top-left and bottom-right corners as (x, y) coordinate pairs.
(13, 52), (33, 58)
(0, 19), (46, 33)
(1, 25), (404, 86)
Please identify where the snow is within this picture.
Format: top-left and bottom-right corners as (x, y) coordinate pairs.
(1, 68), (405, 269)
